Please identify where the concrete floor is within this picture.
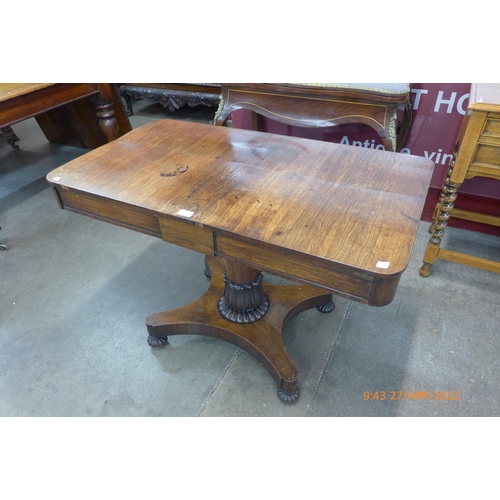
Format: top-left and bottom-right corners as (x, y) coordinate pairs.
(1, 99), (500, 417)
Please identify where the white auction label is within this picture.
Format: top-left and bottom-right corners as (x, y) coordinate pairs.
(177, 209), (194, 218)
(376, 261), (390, 269)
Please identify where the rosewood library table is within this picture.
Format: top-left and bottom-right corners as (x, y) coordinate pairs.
(47, 119), (433, 402)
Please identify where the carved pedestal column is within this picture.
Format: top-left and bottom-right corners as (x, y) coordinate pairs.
(218, 260), (270, 324)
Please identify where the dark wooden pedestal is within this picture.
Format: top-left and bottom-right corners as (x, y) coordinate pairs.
(146, 256), (334, 403)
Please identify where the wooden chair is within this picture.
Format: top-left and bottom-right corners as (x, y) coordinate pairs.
(420, 83), (500, 276)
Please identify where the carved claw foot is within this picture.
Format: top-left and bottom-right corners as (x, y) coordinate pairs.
(317, 301), (335, 313)
(277, 386), (300, 403)
(147, 335), (169, 347)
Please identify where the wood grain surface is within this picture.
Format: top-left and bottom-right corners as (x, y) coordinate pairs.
(48, 118), (434, 304)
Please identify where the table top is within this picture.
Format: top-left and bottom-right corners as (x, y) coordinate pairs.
(47, 119), (433, 302)
(0, 83), (55, 102)
(468, 83), (500, 110)
(0, 83), (106, 130)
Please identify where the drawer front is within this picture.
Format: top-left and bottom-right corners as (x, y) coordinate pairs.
(214, 233), (374, 302)
(463, 111), (500, 179)
(159, 216), (214, 255)
(473, 143), (500, 167)
(57, 188), (161, 237)
(483, 117), (500, 137)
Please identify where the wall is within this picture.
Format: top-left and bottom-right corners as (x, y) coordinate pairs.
(230, 83), (500, 236)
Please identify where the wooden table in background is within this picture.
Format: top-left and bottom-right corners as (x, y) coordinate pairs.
(47, 119), (433, 402)
(214, 83), (412, 151)
(420, 83), (500, 276)
(0, 83), (131, 149)
(0, 83), (132, 251)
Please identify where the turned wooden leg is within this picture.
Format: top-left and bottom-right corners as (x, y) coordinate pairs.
(95, 84), (124, 142)
(96, 101), (119, 142)
(420, 164), (461, 277)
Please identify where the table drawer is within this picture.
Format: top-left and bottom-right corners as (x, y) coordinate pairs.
(467, 139), (500, 177)
(483, 117), (500, 136)
(159, 215), (214, 255)
(55, 188), (161, 237)
(214, 232), (374, 303)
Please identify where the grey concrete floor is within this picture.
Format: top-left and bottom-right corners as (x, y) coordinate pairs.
(1, 99), (500, 417)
